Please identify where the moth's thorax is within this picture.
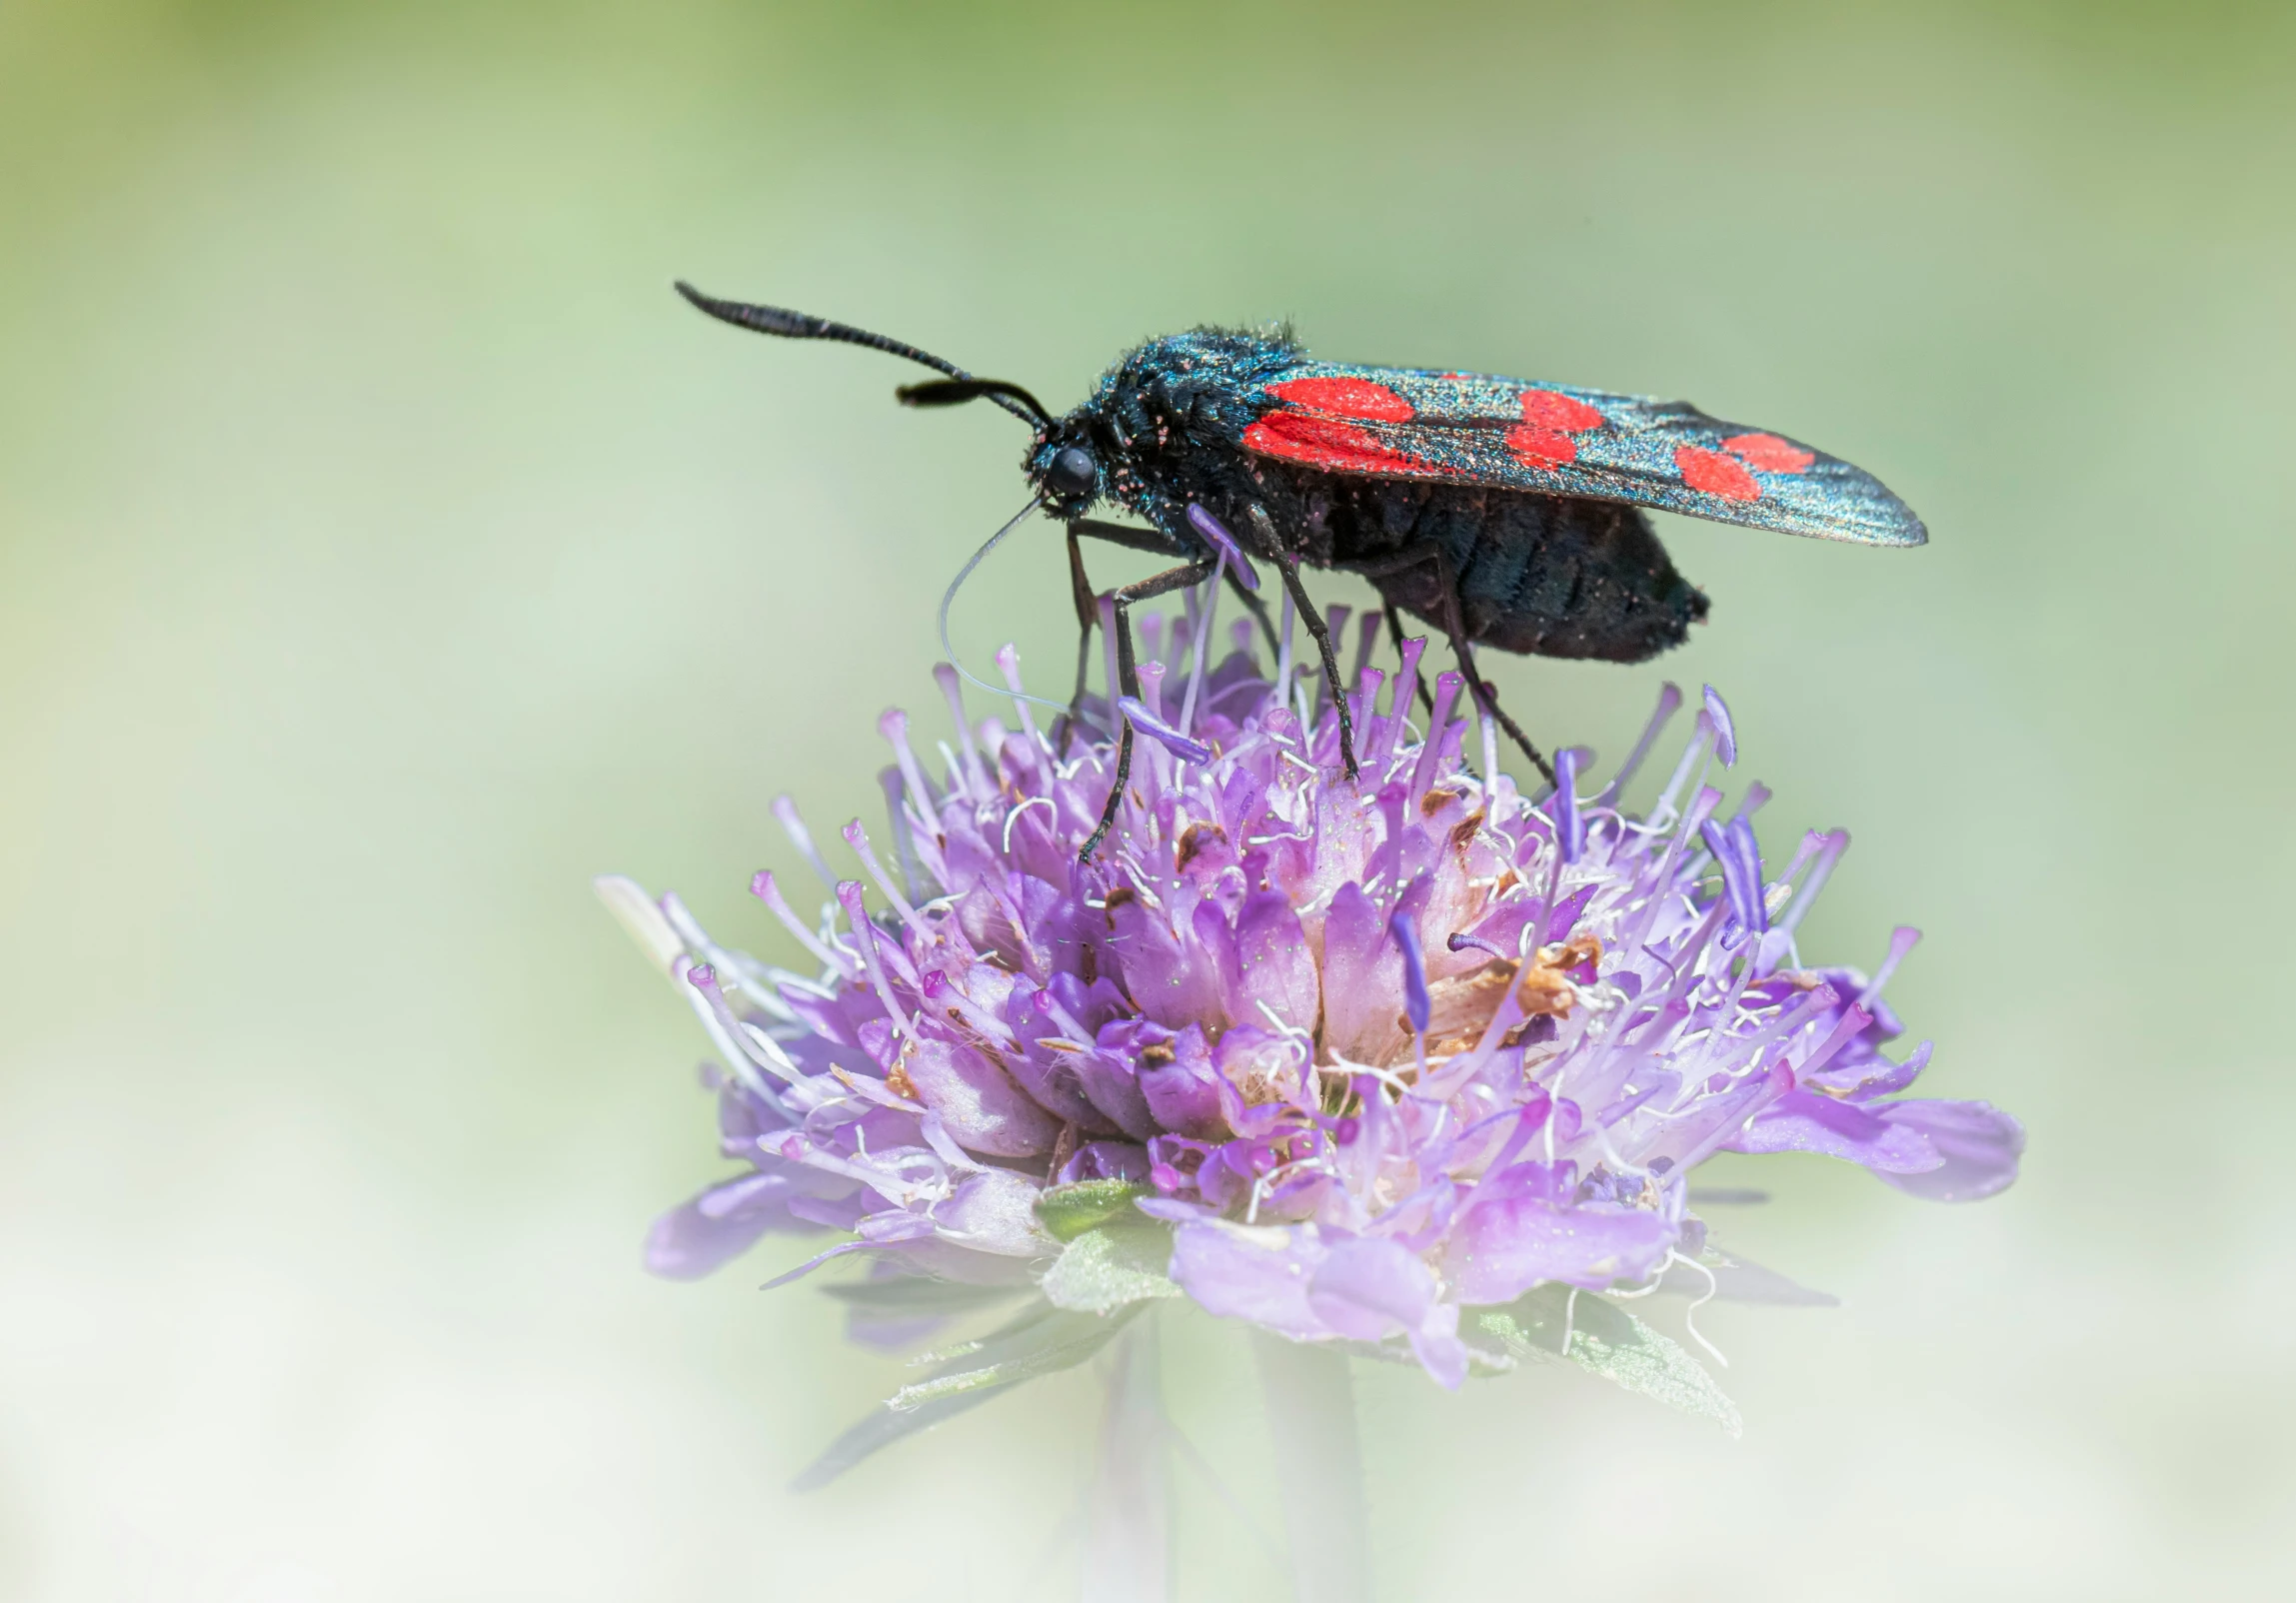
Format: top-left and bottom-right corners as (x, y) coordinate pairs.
(1083, 327), (1300, 532)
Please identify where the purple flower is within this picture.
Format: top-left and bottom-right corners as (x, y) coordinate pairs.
(605, 596), (2020, 1454)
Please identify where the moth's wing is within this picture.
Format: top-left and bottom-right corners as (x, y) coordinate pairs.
(1236, 363), (1925, 547)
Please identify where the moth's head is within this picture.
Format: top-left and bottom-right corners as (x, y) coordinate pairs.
(889, 373), (1098, 514)
(667, 285), (1101, 515)
(1024, 413), (1105, 521)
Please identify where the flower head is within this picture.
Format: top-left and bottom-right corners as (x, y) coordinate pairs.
(607, 588), (2020, 1414)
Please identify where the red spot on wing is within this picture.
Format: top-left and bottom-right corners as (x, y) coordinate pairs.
(1505, 425), (1577, 466)
(1519, 389), (1605, 433)
(1505, 389), (1603, 470)
(1721, 433), (1815, 474)
(1244, 412), (1435, 476)
(1676, 446), (1760, 502)
(1265, 376), (1414, 422)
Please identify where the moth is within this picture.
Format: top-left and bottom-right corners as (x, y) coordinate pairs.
(675, 284), (1923, 856)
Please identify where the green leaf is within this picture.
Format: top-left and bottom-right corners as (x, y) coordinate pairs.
(792, 1300), (1140, 1490)
(818, 1274), (1034, 1317)
(1041, 1224), (1182, 1314)
(892, 1302), (1138, 1409)
(1033, 1178), (1149, 1242)
(1476, 1285), (1741, 1436)
(790, 1378), (1013, 1492)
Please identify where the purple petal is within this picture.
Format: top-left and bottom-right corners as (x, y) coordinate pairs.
(880, 1237), (1046, 1286)
(1001, 982), (1122, 1129)
(933, 1169), (1054, 1257)
(1169, 1219), (1332, 1339)
(1117, 696), (1212, 763)
(1408, 1305), (1468, 1391)
(1725, 1087), (1943, 1174)
(1186, 504), (1261, 591)
(1801, 964), (1908, 1046)
(1550, 748), (1585, 863)
(1700, 816), (1766, 938)
(1872, 1100), (2025, 1201)
(645, 1171), (820, 1279)
(1319, 881), (1402, 1063)
(1542, 884), (1597, 944)
(1137, 1197), (1218, 1225)
(1306, 1235), (1434, 1341)
(1074, 1036), (1161, 1140)
(1137, 1024), (1227, 1138)
(1807, 1039), (1933, 1101)
(784, 1192), (869, 1231)
(777, 973), (888, 1054)
(1058, 1140), (1152, 1185)
(1726, 814), (1767, 936)
(1702, 685), (1737, 767)
(1210, 1027), (1309, 1135)
(1231, 890), (1321, 1035)
(1188, 896), (1244, 1013)
(1106, 886), (1227, 1032)
(904, 1037), (1063, 1157)
(1385, 910), (1430, 1034)
(1442, 1195), (1676, 1303)
(856, 1207), (940, 1244)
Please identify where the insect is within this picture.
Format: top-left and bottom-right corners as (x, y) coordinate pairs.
(674, 283), (1925, 859)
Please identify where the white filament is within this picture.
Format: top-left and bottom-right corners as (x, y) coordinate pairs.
(1672, 1250), (1730, 1368)
(938, 495), (1071, 713)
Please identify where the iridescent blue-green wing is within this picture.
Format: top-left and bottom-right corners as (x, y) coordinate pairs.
(1235, 363), (1925, 547)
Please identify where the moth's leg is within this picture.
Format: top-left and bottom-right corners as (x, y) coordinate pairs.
(1272, 553), (1358, 781)
(1069, 517), (1191, 560)
(1349, 544), (1555, 785)
(1451, 637), (1555, 787)
(1072, 515), (1278, 665)
(1061, 519), (1190, 752)
(1080, 556), (1218, 863)
(1383, 606), (1437, 719)
(1061, 527), (1098, 751)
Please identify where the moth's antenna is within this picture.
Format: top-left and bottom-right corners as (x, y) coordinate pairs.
(940, 496), (1071, 714)
(897, 378), (1053, 426)
(674, 282), (1042, 428)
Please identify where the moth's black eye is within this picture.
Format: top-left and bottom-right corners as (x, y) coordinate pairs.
(1047, 447), (1098, 498)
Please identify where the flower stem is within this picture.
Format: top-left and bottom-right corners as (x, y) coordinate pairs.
(1083, 1317), (1170, 1603)
(1252, 1333), (1371, 1603)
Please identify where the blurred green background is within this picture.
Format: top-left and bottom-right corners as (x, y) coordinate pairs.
(4, 0), (2291, 1597)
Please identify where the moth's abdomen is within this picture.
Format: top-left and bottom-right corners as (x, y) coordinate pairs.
(1340, 482), (1709, 666)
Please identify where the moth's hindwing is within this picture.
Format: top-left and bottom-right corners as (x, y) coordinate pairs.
(1233, 363), (1925, 547)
